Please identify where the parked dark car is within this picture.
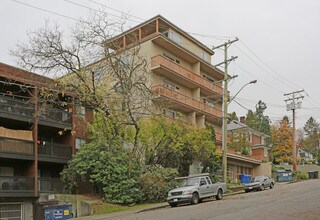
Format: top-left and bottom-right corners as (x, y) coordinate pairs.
(244, 175), (275, 192)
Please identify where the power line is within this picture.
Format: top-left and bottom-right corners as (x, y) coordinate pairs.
(11, 0), (82, 23)
(239, 40), (303, 90)
(234, 44), (299, 91)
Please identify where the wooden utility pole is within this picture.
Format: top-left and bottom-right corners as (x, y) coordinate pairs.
(284, 90), (304, 172)
(212, 38), (238, 183)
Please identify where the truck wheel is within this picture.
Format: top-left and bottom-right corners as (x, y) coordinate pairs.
(270, 183), (274, 189)
(191, 193), (199, 205)
(216, 189), (223, 200)
(169, 203), (177, 207)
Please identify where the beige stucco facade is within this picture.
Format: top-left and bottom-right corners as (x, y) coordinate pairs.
(107, 15), (224, 145)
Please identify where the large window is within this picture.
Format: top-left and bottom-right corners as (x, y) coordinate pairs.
(0, 203), (22, 220)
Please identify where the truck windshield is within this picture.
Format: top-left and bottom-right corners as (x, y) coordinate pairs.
(181, 177), (199, 187)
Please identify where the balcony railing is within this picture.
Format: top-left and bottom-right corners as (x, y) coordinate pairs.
(38, 108), (72, 127)
(0, 176), (34, 196)
(38, 142), (72, 163)
(151, 55), (223, 95)
(38, 178), (64, 193)
(0, 136), (34, 159)
(0, 95), (34, 119)
(152, 85), (222, 119)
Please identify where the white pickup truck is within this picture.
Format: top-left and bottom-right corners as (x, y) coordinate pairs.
(167, 173), (227, 207)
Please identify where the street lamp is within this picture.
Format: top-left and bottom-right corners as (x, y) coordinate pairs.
(222, 79), (257, 183)
(228, 80), (257, 104)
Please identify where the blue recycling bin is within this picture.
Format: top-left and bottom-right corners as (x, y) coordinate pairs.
(239, 174), (245, 183)
(44, 204), (73, 220)
(246, 175), (251, 183)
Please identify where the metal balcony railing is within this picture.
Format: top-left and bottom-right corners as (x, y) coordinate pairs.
(38, 178), (64, 193)
(38, 143), (72, 161)
(0, 95), (34, 118)
(0, 176), (34, 192)
(38, 108), (72, 125)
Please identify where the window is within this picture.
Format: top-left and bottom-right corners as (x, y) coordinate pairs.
(163, 53), (180, 64)
(75, 138), (86, 149)
(0, 203), (22, 220)
(163, 109), (176, 119)
(76, 106), (86, 119)
(261, 136), (265, 145)
(205, 177), (212, 185)
(0, 167), (14, 176)
(264, 148), (268, 157)
(200, 177), (207, 185)
(247, 132), (252, 142)
(163, 81), (179, 91)
(164, 30), (182, 45)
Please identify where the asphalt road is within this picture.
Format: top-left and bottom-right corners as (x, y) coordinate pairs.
(102, 179), (320, 220)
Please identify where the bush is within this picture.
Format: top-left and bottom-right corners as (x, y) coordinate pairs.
(139, 165), (178, 203)
(295, 171), (308, 180)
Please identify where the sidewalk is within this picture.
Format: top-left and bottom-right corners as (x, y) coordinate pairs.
(74, 190), (245, 219)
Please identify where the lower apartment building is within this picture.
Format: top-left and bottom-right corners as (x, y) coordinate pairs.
(224, 119), (272, 182)
(0, 63), (92, 219)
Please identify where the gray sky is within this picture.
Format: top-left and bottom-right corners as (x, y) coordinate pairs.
(1, 0), (320, 129)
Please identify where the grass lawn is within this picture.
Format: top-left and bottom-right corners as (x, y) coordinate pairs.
(93, 202), (162, 215)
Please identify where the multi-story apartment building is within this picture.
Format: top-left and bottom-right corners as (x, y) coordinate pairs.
(106, 15), (224, 144)
(0, 63), (92, 219)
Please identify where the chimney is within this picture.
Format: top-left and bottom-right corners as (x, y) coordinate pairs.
(240, 116), (245, 123)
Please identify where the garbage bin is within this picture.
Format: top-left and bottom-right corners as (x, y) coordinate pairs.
(276, 170), (293, 182)
(44, 204), (73, 220)
(308, 171), (315, 179)
(239, 174), (244, 183)
(314, 171), (319, 179)
(247, 175), (251, 183)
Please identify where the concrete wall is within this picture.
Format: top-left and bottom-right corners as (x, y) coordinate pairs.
(253, 162), (272, 177)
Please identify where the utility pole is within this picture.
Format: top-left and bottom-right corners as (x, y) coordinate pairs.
(213, 38), (238, 183)
(284, 90), (304, 172)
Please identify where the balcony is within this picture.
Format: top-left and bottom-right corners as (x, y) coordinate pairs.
(0, 176), (34, 197)
(38, 109), (72, 129)
(38, 143), (72, 163)
(151, 55), (223, 97)
(0, 136), (34, 160)
(38, 178), (64, 193)
(152, 85), (222, 121)
(0, 95), (34, 122)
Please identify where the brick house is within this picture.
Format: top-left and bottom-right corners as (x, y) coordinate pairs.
(0, 63), (92, 219)
(223, 119), (272, 182)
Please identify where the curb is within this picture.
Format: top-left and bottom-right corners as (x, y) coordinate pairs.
(136, 190), (246, 213)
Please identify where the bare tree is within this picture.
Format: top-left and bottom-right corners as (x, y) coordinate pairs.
(10, 11), (154, 176)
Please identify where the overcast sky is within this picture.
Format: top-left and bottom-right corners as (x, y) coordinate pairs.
(1, 0), (320, 129)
